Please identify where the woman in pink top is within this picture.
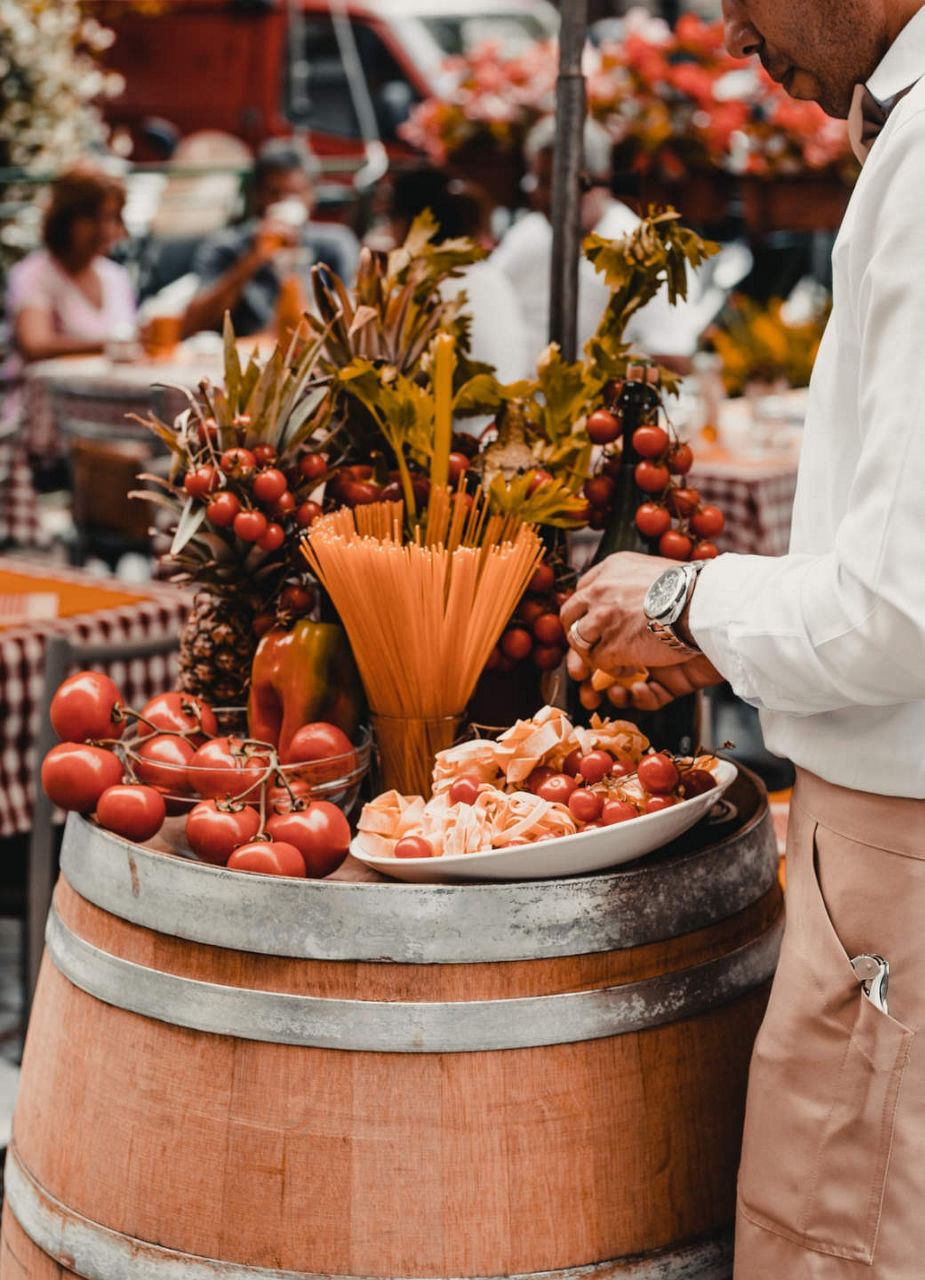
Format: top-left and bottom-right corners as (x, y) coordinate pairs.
(8, 165), (136, 362)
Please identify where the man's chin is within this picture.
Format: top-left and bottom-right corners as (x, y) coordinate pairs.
(787, 71), (849, 119)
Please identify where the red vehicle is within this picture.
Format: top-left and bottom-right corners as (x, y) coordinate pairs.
(88, 0), (558, 167)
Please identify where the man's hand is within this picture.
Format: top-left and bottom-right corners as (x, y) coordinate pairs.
(254, 216), (300, 266)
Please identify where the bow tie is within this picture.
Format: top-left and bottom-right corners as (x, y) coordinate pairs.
(848, 81), (916, 164)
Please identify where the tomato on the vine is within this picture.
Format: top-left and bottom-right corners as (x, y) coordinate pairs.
(586, 408), (621, 444)
(206, 492), (241, 528)
(280, 583), (316, 613)
(667, 444), (693, 475)
(602, 799), (638, 825)
(527, 469), (553, 495)
(658, 529), (693, 561)
(569, 788), (603, 823)
(532, 613), (565, 646)
(678, 768), (717, 798)
(266, 801), (351, 877)
(253, 469), (288, 504)
(691, 505), (725, 539)
(186, 800), (261, 865)
(252, 444), (278, 467)
(447, 452), (469, 485)
(635, 461), (670, 493)
(299, 453), (328, 481)
(575, 750), (613, 784)
(394, 835), (433, 859)
(135, 692), (217, 743)
(645, 795), (677, 813)
(233, 509), (268, 543)
(220, 447), (256, 479)
(448, 776), (481, 805)
(533, 644), (565, 669)
(256, 522), (285, 552)
(296, 501), (323, 528)
(635, 502), (672, 539)
(584, 475), (616, 509)
(273, 491), (297, 518)
(183, 466), (219, 499)
(631, 425), (669, 459)
(637, 753), (680, 795)
(501, 627), (533, 662)
(134, 733), (197, 794)
(50, 671), (124, 743)
(227, 840), (307, 877)
(668, 487), (701, 517)
(96, 784), (166, 843)
(534, 773), (578, 805)
(42, 743), (123, 813)
(187, 737), (272, 801)
(528, 562), (555, 595)
(692, 541), (719, 561)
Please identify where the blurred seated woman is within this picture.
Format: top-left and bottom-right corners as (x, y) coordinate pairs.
(8, 166), (136, 363)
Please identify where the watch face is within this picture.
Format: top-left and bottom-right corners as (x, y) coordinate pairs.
(645, 567), (686, 619)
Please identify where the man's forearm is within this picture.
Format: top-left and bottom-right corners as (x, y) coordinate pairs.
(183, 248), (262, 337)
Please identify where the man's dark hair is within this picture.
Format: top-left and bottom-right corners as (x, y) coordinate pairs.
(253, 138), (321, 188)
(389, 166), (487, 241)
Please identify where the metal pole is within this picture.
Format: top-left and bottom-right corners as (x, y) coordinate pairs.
(548, 0), (589, 361)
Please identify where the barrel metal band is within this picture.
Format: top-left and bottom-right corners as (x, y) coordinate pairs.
(46, 905), (782, 1053)
(4, 1144), (733, 1280)
(60, 808), (779, 963)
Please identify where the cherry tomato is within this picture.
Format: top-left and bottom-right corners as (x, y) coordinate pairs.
(691, 505), (725, 539)
(253, 469), (288, 504)
(484, 646), (502, 671)
(219, 447), (256, 479)
(233, 509), (268, 542)
(526, 766), (556, 793)
(569, 788), (604, 823)
(447, 452), (469, 484)
(602, 799), (639, 825)
(534, 773), (578, 805)
(576, 750), (614, 784)
(601, 453), (622, 480)
(343, 481), (380, 506)
(645, 795), (677, 813)
(280, 583), (316, 613)
(187, 737), (272, 801)
(135, 692), (218, 744)
(183, 466), (220, 499)
(256, 522), (285, 552)
(634, 461), (670, 493)
(266, 801), (351, 877)
(588, 508), (608, 531)
(394, 836), (434, 859)
(527, 469), (553, 494)
(234, 414), (251, 431)
(632, 425), (669, 458)
(668, 487), (701, 517)
(658, 529), (693, 561)
(637, 753), (680, 795)
(532, 613), (565, 646)
(528, 563), (555, 595)
(296, 501), (323, 528)
(562, 749), (582, 777)
(273, 491), (297, 518)
(96, 784), (166, 843)
(586, 408), (621, 444)
(584, 475), (616, 508)
(667, 443), (693, 475)
(519, 598), (545, 626)
(227, 840), (307, 877)
(379, 481), (403, 502)
(206, 491), (241, 528)
(692, 541), (719, 560)
(196, 416), (218, 446)
(185, 801), (261, 865)
(42, 743), (123, 812)
(299, 453), (328, 481)
(50, 671), (125, 743)
(134, 733), (197, 794)
(411, 477), (431, 506)
(253, 444), (278, 467)
(611, 759), (635, 778)
(282, 721), (354, 766)
(533, 644), (565, 670)
(501, 627), (533, 662)
(678, 768), (717, 798)
(635, 502), (672, 539)
(448, 776), (481, 805)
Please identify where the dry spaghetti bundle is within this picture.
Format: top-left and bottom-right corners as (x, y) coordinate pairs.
(302, 491), (542, 794)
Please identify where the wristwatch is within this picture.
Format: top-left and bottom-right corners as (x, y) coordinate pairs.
(643, 561), (704, 655)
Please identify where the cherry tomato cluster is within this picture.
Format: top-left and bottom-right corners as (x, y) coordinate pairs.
(583, 406), (624, 532)
(486, 559), (573, 675)
(630, 423), (724, 562)
(40, 671), (356, 879)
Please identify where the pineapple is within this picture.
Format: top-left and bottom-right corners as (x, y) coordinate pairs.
(178, 594), (259, 707)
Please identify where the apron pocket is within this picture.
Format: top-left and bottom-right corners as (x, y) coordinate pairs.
(738, 821), (913, 1263)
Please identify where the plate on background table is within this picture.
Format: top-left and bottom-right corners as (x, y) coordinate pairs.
(351, 759), (738, 883)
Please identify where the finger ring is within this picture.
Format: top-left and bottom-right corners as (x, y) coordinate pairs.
(569, 619), (591, 649)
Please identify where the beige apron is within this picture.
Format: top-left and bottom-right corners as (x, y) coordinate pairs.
(735, 770), (925, 1278)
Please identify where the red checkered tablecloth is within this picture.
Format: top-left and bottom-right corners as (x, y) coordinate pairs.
(0, 560), (191, 837)
(692, 455), (799, 557)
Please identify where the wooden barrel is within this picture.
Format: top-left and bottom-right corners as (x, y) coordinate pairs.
(1, 769), (781, 1280)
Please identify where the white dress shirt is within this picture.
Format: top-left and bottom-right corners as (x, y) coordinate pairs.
(690, 7), (925, 797)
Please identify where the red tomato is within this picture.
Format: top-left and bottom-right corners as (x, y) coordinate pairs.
(634, 502), (672, 539)
(678, 768), (717, 798)
(645, 795), (677, 813)
(632, 425), (669, 458)
(196, 417), (218, 446)
(527, 469), (553, 494)
(658, 530), (693, 561)
(273, 491), (297, 518)
(266, 801), (351, 877)
(484, 646), (502, 671)
(50, 671), (125, 743)
(668, 487), (701, 517)
(42, 743), (123, 812)
(282, 721), (354, 765)
(634, 461), (670, 493)
(534, 773), (578, 805)
(447, 452), (469, 484)
(280, 583), (316, 613)
(183, 465), (220, 499)
(219, 447), (256, 479)
(135, 692), (218, 743)
(206, 491), (241, 528)
(343, 481), (380, 506)
(394, 835), (434, 859)
(96, 784), (166, 843)
(667, 443), (693, 475)
(188, 737), (272, 801)
(602, 799), (639, 825)
(379, 481), (403, 502)
(501, 627), (533, 662)
(692, 541), (719, 561)
(601, 453), (623, 480)
(253, 444), (278, 466)
(256, 522), (285, 552)
(569, 788), (604, 823)
(526, 766), (557, 793)
(576, 750), (613, 784)
(227, 840), (307, 877)
(611, 759), (635, 778)
(533, 613), (563, 645)
(185, 801), (261, 865)
(690, 505), (725, 539)
(448, 776), (481, 805)
(588, 508), (608, 531)
(532, 644), (564, 670)
(527, 563), (555, 595)
(586, 408), (621, 444)
(295, 500), (323, 528)
(519, 598), (545, 626)
(134, 733), (197, 794)
(584, 475), (616, 509)
(299, 453), (328, 481)
(233, 509), (268, 542)
(562, 749), (582, 777)
(253, 469), (288, 504)
(637, 753), (680, 795)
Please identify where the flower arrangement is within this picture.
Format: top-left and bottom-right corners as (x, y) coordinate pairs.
(706, 292), (830, 396)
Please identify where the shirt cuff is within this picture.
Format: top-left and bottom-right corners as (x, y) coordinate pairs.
(688, 553), (768, 706)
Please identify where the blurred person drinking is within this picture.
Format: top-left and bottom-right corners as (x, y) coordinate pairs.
(182, 139), (360, 339)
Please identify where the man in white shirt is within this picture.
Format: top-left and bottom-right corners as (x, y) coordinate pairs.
(562, 2), (925, 1275)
